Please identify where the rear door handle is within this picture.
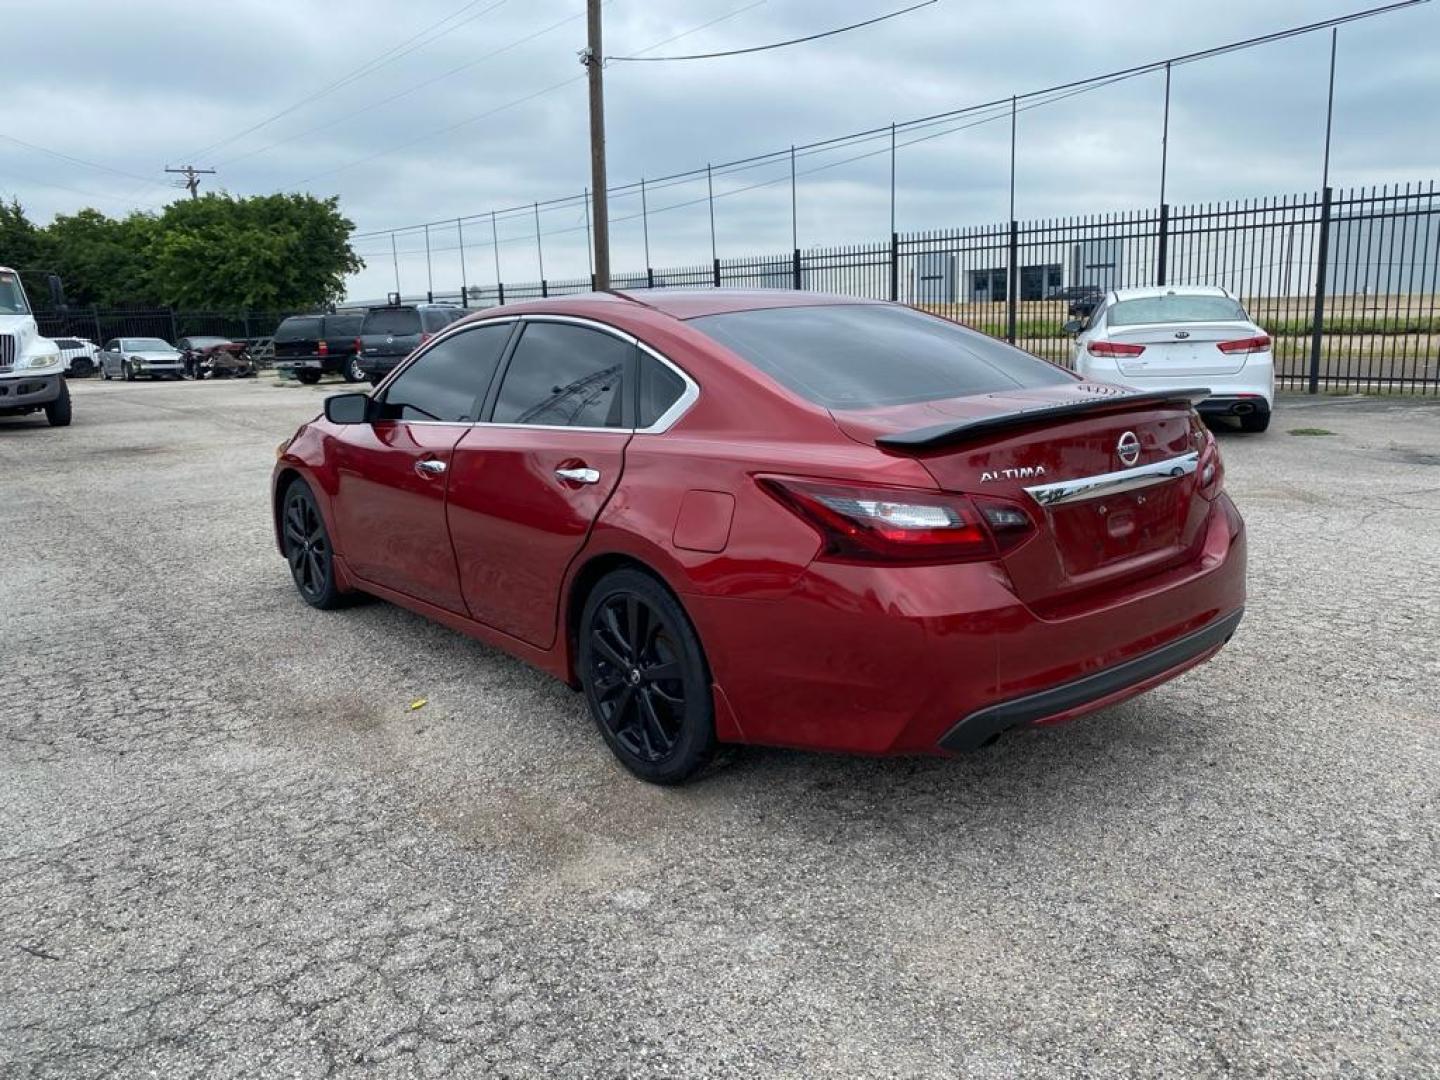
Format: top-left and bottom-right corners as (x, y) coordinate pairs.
(415, 459), (447, 477)
(555, 466), (600, 485)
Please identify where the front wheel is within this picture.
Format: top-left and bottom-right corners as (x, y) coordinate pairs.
(578, 569), (716, 785)
(280, 479), (345, 609)
(343, 356), (367, 383)
(122, 362), (134, 382)
(45, 381), (72, 427)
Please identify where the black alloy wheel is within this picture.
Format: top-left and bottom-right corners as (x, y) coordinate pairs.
(579, 569), (715, 784)
(281, 480), (343, 609)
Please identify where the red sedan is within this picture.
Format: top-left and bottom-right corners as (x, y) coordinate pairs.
(272, 290), (1245, 784)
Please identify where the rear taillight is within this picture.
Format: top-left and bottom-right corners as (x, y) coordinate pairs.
(1216, 334), (1271, 355)
(317, 339), (329, 356)
(1193, 419), (1225, 499)
(353, 337), (362, 355)
(760, 477), (1034, 564)
(1087, 340), (1145, 357)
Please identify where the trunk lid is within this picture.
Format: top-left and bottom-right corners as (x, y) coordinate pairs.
(835, 384), (1210, 610)
(1103, 321), (1255, 378)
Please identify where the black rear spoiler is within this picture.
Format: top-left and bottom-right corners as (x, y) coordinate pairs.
(874, 387), (1212, 451)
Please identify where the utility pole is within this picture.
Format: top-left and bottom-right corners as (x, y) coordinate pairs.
(164, 165), (216, 199)
(582, 0), (610, 290)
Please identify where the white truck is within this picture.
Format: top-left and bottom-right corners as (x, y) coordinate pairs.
(0, 266), (70, 427)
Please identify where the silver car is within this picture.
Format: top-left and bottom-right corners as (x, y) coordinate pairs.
(98, 337), (185, 381)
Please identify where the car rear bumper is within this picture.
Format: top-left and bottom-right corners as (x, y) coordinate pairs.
(938, 606), (1243, 751)
(1079, 356), (1275, 409)
(1195, 395), (1270, 418)
(685, 492), (1246, 755)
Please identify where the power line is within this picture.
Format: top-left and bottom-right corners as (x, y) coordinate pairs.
(184, 0), (510, 163)
(0, 133), (159, 187)
(286, 0), (766, 191)
(0, 168), (168, 211)
(609, 0), (936, 62)
(349, 0), (1428, 240)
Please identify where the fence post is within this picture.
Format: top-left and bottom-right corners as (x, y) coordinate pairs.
(1006, 221), (1019, 344)
(793, 249), (802, 290)
(1308, 186), (1333, 395)
(497, 282), (505, 306)
(1156, 203), (1170, 287)
(461, 285), (468, 310)
(646, 267), (654, 289)
(712, 258), (721, 289)
(890, 233), (899, 302)
(92, 308), (102, 344)
(168, 308), (179, 343)
(541, 279), (549, 298)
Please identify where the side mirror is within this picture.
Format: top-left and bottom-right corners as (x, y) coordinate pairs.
(1061, 319), (1083, 335)
(46, 273), (66, 309)
(324, 392), (372, 424)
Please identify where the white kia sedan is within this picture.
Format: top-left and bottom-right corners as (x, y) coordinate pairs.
(1066, 286), (1275, 432)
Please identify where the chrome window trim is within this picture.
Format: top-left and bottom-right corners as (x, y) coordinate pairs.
(1023, 451), (1199, 508)
(368, 311), (699, 434)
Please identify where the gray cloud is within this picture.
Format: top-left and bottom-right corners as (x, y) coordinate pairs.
(2, 0), (1436, 301)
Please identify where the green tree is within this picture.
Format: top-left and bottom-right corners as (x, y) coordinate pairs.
(44, 208), (161, 308)
(0, 198), (52, 303)
(147, 192), (363, 310)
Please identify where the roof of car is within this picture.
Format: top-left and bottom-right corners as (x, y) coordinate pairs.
(454, 288), (882, 325)
(1109, 285), (1232, 301)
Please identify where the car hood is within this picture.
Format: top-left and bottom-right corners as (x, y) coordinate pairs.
(0, 313), (42, 351)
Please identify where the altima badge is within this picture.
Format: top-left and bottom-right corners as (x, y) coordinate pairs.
(980, 466), (1046, 482)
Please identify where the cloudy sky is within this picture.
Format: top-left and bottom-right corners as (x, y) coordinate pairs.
(3, 0), (1437, 300)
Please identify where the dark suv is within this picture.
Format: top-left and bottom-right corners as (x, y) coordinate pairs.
(274, 312), (367, 384)
(357, 304), (463, 385)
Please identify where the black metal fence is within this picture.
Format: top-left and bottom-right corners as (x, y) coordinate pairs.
(36, 181), (1439, 394)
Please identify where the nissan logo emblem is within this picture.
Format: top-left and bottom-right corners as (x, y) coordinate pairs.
(1117, 431), (1141, 466)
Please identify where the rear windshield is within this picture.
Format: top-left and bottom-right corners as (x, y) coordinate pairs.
(690, 304), (1071, 409)
(326, 314), (365, 336)
(363, 308), (423, 336)
(1108, 295), (1246, 326)
(275, 317), (322, 341)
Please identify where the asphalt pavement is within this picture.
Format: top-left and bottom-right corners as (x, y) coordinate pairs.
(2, 377), (1437, 1077)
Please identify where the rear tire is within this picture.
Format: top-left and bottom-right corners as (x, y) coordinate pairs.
(578, 569), (716, 785)
(45, 381), (72, 427)
(343, 356), (366, 383)
(295, 370), (322, 385)
(1239, 410), (1271, 433)
(280, 479), (345, 610)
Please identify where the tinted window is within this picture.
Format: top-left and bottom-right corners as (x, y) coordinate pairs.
(692, 304), (1070, 409)
(275, 317), (321, 341)
(1108, 295), (1246, 326)
(637, 353), (687, 427)
(493, 322), (630, 428)
(380, 323), (510, 423)
(421, 308), (457, 332)
(364, 308), (422, 336)
(54, 338), (83, 348)
(325, 314), (364, 336)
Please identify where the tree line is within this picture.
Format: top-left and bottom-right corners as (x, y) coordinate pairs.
(0, 192), (364, 313)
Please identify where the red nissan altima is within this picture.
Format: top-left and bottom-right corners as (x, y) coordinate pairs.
(272, 290), (1245, 783)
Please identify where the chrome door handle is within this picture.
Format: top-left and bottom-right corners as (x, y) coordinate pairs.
(415, 459), (447, 477)
(555, 466), (600, 485)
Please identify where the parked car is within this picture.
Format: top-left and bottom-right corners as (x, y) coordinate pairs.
(98, 337), (184, 381)
(273, 313), (366, 384)
(176, 336), (256, 379)
(1048, 284), (1104, 317)
(248, 336), (276, 368)
(274, 289), (1245, 785)
(356, 303), (464, 385)
(52, 336), (100, 377)
(1063, 285), (1275, 433)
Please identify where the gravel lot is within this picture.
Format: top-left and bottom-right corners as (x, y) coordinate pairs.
(2, 377), (1437, 1078)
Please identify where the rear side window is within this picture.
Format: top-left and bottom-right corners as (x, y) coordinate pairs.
(364, 308), (422, 336)
(380, 323), (511, 423)
(492, 322), (630, 429)
(421, 308), (456, 332)
(637, 354), (687, 427)
(691, 304), (1070, 409)
(275, 317), (321, 341)
(1108, 295), (1246, 326)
